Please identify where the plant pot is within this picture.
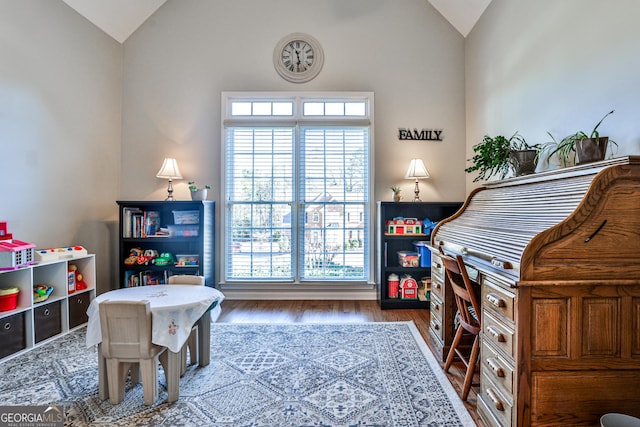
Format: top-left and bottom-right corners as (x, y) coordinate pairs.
(509, 149), (538, 176)
(575, 137), (608, 164)
(393, 193), (401, 202)
(190, 189), (208, 201)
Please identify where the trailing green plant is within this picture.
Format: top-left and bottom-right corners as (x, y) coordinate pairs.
(544, 110), (617, 166)
(465, 131), (539, 182)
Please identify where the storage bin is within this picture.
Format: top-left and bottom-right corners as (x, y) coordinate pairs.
(397, 251), (420, 267)
(172, 210), (200, 225)
(34, 300), (62, 343)
(168, 224), (199, 237)
(0, 287), (19, 312)
(69, 292), (90, 329)
(413, 241), (431, 267)
(0, 312), (25, 359)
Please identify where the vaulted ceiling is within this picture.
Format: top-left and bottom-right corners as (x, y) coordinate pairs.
(61, 0), (491, 43)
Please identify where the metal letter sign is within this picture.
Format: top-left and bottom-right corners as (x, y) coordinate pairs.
(398, 128), (443, 141)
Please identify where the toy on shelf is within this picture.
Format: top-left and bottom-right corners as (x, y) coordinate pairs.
(33, 284), (54, 303)
(0, 222), (12, 241)
(386, 217), (423, 235)
(35, 246), (88, 262)
(0, 222), (36, 270)
(0, 287), (19, 311)
(154, 252), (174, 266)
(69, 263), (87, 291)
(399, 275), (418, 300)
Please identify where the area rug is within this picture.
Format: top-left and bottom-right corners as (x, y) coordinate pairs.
(0, 322), (474, 426)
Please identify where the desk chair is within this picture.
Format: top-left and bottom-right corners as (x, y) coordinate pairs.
(168, 275), (204, 373)
(99, 300), (169, 405)
(440, 252), (482, 401)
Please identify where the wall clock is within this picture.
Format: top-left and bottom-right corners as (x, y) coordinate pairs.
(273, 33), (324, 83)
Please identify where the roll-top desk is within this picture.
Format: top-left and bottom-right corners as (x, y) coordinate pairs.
(428, 156), (640, 427)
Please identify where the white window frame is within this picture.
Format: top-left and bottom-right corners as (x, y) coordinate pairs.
(220, 92), (375, 289)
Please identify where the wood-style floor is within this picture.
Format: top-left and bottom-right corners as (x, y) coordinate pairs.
(217, 300), (485, 427)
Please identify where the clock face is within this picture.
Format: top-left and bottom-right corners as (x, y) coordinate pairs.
(274, 33), (324, 83)
(282, 40), (314, 73)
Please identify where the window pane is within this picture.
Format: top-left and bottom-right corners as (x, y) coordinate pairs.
(303, 102), (324, 116)
(231, 102), (252, 115)
(300, 126), (369, 280)
(325, 102), (344, 116)
(273, 102), (293, 115)
(345, 102), (366, 116)
(253, 102), (272, 115)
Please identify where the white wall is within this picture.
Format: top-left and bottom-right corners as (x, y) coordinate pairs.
(120, 0), (467, 292)
(0, 0), (122, 293)
(465, 0), (640, 191)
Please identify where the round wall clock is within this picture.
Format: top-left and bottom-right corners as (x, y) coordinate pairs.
(273, 33), (324, 83)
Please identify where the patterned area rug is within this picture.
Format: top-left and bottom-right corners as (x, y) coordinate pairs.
(0, 322), (474, 426)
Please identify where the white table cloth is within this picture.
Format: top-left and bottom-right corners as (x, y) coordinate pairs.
(86, 284), (224, 403)
(86, 285), (224, 352)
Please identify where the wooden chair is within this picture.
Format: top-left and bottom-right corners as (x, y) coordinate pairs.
(440, 251), (482, 401)
(168, 275), (205, 372)
(99, 299), (168, 405)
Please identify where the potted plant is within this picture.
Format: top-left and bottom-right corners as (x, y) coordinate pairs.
(391, 186), (401, 202)
(465, 132), (540, 182)
(544, 110), (617, 166)
(188, 181), (211, 201)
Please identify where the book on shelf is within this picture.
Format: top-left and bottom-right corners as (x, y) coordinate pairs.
(125, 270), (170, 287)
(122, 207), (142, 238)
(144, 211), (160, 237)
(122, 208), (164, 238)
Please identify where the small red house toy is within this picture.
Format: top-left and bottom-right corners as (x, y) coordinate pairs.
(386, 217), (423, 235)
(400, 275), (418, 300)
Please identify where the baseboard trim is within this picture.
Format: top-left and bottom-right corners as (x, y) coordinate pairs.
(221, 288), (377, 300)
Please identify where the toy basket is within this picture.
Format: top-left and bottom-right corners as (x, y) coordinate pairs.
(0, 287), (19, 312)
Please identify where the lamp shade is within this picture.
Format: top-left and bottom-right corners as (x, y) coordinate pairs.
(156, 158), (183, 179)
(404, 159), (430, 179)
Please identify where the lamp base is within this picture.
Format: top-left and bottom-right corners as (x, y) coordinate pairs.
(413, 179), (422, 202)
(165, 179), (176, 201)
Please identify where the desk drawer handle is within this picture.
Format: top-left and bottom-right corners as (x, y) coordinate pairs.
(433, 281), (441, 290)
(486, 357), (505, 377)
(487, 326), (506, 342)
(432, 323), (440, 331)
(486, 293), (506, 308)
(486, 388), (505, 411)
(433, 302), (440, 312)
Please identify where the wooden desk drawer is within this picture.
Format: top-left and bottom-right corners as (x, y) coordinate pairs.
(482, 277), (515, 322)
(479, 374), (513, 427)
(482, 340), (514, 397)
(483, 310), (515, 358)
(34, 301), (62, 343)
(430, 293), (443, 322)
(430, 310), (444, 342)
(0, 312), (26, 359)
(431, 253), (444, 283)
(431, 276), (444, 300)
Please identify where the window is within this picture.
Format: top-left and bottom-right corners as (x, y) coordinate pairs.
(222, 93), (373, 285)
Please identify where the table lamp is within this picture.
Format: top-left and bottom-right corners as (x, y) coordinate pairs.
(405, 158), (430, 202)
(156, 158), (183, 201)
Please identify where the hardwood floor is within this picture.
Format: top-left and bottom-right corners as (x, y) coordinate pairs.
(217, 299), (485, 427)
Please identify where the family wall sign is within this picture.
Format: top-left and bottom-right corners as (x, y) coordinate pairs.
(398, 128), (443, 141)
